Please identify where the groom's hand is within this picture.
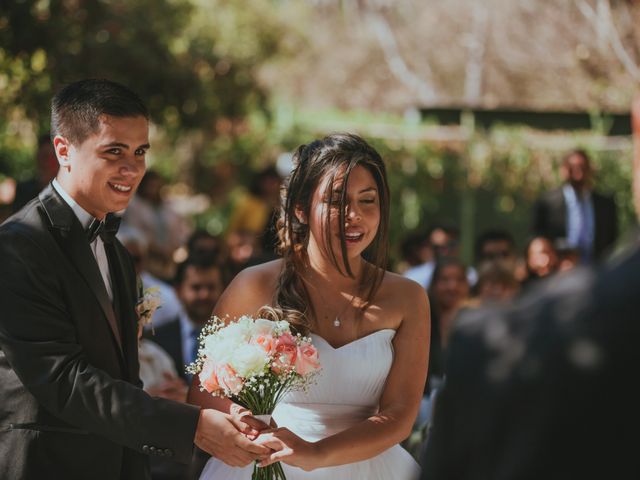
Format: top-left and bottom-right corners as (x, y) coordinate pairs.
(194, 409), (271, 467)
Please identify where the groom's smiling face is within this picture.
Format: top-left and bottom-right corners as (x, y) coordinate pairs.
(54, 114), (149, 219)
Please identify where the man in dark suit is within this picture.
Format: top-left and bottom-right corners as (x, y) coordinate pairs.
(421, 97), (640, 479)
(0, 79), (268, 479)
(151, 254), (225, 382)
(532, 149), (618, 262)
(143, 254), (225, 480)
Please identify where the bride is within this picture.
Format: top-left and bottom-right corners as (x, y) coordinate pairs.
(189, 133), (430, 479)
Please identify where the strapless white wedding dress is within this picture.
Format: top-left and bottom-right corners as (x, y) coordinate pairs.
(199, 328), (420, 479)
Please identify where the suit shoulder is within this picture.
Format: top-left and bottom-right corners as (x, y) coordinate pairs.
(538, 187), (564, 203)
(0, 209), (51, 254)
(592, 190), (616, 204)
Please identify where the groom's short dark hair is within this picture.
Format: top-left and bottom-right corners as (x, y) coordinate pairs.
(51, 79), (149, 145)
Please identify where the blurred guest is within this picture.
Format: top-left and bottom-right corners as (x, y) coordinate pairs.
(227, 165), (281, 258)
(12, 134), (58, 212)
(554, 238), (581, 273)
(225, 229), (261, 280)
(0, 176), (16, 223)
(474, 261), (520, 305)
(404, 224), (476, 289)
(138, 339), (186, 402)
(532, 149), (617, 263)
(398, 231), (433, 274)
(118, 227), (184, 329)
(421, 96), (640, 480)
(416, 258), (470, 428)
(143, 254), (225, 479)
(474, 229), (517, 271)
(522, 235), (558, 289)
(123, 170), (192, 280)
(148, 254), (225, 382)
(426, 258), (470, 393)
(187, 229), (224, 260)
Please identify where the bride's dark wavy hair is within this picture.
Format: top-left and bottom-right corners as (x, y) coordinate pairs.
(273, 133), (390, 334)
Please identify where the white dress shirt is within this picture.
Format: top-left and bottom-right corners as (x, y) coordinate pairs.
(52, 179), (113, 301)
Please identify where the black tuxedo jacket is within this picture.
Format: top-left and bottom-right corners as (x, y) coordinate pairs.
(532, 186), (618, 260)
(0, 185), (200, 480)
(421, 238), (640, 479)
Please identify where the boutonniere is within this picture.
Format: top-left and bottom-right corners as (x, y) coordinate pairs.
(136, 286), (162, 338)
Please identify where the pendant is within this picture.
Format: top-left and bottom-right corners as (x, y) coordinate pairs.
(333, 317), (341, 327)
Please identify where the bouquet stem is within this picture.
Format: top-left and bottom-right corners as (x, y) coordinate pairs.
(249, 414), (287, 479)
(253, 461), (287, 480)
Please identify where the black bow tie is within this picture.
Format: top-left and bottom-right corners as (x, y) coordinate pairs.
(86, 214), (121, 244)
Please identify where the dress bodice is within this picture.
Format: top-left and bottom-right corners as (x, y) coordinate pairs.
(272, 329), (395, 441)
(200, 328), (421, 479)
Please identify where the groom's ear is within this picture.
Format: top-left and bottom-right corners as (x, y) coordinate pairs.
(53, 135), (71, 171)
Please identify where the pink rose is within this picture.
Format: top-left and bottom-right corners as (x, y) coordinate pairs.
(295, 343), (320, 376)
(217, 364), (244, 395)
(252, 334), (276, 356)
(276, 332), (297, 348)
(271, 333), (298, 374)
(199, 358), (221, 393)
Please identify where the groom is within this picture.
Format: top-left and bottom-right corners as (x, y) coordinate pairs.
(0, 79), (269, 479)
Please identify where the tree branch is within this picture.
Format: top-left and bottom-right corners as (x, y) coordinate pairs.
(576, 0), (640, 82)
(364, 9), (439, 103)
(463, 4), (490, 105)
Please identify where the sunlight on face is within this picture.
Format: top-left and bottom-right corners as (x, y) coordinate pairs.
(307, 165), (381, 264)
(56, 114), (149, 219)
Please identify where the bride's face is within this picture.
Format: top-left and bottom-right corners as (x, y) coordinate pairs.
(306, 164), (381, 264)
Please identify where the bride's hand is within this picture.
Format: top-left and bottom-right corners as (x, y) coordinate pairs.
(255, 428), (321, 471)
(229, 403), (270, 440)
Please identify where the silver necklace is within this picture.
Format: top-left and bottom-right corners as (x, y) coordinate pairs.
(307, 280), (358, 328)
(332, 293), (357, 327)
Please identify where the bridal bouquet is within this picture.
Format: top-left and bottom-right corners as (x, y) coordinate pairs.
(187, 314), (321, 480)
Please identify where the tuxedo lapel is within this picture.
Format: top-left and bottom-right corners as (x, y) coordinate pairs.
(38, 186), (124, 358)
(105, 241), (140, 382)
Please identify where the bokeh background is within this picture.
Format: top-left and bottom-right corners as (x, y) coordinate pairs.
(1, 0), (639, 266)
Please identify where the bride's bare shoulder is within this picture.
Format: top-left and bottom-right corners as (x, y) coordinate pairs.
(213, 259), (284, 318)
(235, 259), (283, 289)
(381, 270), (427, 298)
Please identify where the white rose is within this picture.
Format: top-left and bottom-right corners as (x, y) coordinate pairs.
(221, 318), (252, 343)
(230, 344), (269, 378)
(203, 335), (235, 364)
(254, 319), (275, 336)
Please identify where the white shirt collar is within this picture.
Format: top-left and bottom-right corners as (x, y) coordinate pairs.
(52, 178), (94, 229)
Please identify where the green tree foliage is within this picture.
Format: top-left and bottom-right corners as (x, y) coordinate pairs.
(0, 0), (290, 179)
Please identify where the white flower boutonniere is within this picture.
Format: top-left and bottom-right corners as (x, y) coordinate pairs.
(136, 287), (162, 337)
